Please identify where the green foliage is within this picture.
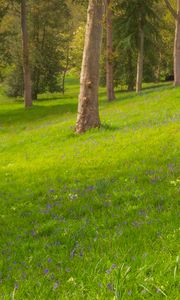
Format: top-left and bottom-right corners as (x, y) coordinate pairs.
(0, 0), (71, 98)
(0, 79), (179, 298)
(110, 0), (172, 89)
(4, 64), (23, 96)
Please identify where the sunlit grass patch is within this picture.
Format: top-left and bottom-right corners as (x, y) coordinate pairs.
(0, 81), (179, 299)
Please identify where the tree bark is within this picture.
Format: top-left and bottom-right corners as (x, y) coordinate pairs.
(62, 45), (70, 94)
(21, 0), (32, 108)
(174, 0), (180, 86)
(164, 0), (180, 86)
(106, 0), (115, 101)
(127, 49), (135, 91)
(136, 25), (144, 93)
(76, 0), (104, 133)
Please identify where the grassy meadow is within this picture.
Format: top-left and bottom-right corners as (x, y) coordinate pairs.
(0, 79), (180, 299)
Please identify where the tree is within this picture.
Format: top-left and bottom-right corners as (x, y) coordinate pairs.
(106, 0), (115, 101)
(136, 14), (144, 92)
(76, 0), (104, 133)
(0, 0), (70, 99)
(30, 0), (70, 99)
(118, 0), (158, 92)
(21, 0), (32, 107)
(164, 0), (180, 86)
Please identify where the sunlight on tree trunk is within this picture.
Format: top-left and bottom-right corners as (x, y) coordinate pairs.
(21, 0), (32, 108)
(76, 0), (104, 133)
(164, 0), (180, 86)
(136, 25), (144, 93)
(174, 1), (180, 86)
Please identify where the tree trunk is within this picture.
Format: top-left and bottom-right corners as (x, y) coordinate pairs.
(76, 0), (104, 133)
(62, 45), (70, 94)
(136, 26), (144, 93)
(106, 0), (115, 101)
(164, 0), (180, 86)
(127, 49), (135, 91)
(32, 89), (38, 100)
(174, 0), (180, 86)
(21, 0), (32, 108)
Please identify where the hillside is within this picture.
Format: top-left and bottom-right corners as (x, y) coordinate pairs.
(0, 81), (180, 299)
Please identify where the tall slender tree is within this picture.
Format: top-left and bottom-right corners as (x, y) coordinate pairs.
(21, 0), (32, 107)
(76, 0), (104, 133)
(136, 18), (145, 92)
(106, 0), (115, 101)
(164, 0), (180, 86)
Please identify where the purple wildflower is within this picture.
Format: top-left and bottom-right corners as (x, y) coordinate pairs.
(111, 264), (116, 269)
(53, 282), (59, 290)
(107, 283), (113, 290)
(65, 268), (70, 273)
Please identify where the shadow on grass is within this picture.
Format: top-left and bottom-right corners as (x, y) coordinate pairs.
(0, 102), (78, 127)
(100, 123), (120, 131)
(14, 93), (77, 103)
(66, 122), (120, 140)
(142, 82), (172, 91)
(99, 82), (174, 105)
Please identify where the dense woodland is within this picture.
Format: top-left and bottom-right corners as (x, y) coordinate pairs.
(0, 1), (178, 129)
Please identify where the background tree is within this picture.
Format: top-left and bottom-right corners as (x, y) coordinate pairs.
(164, 0), (180, 86)
(21, 0), (32, 107)
(106, 0), (115, 101)
(112, 0), (161, 91)
(0, 0), (70, 99)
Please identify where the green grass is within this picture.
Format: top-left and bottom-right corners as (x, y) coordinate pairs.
(0, 79), (180, 299)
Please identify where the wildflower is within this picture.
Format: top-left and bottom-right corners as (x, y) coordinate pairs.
(53, 282), (59, 290)
(65, 268), (70, 273)
(46, 203), (52, 209)
(111, 264), (116, 269)
(107, 282), (113, 290)
(98, 282), (102, 288)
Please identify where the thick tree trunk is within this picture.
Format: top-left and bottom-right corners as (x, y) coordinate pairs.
(21, 0), (32, 108)
(174, 1), (180, 86)
(76, 0), (104, 133)
(106, 0), (115, 101)
(136, 26), (144, 93)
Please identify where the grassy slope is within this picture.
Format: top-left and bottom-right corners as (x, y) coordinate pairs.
(0, 80), (180, 299)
